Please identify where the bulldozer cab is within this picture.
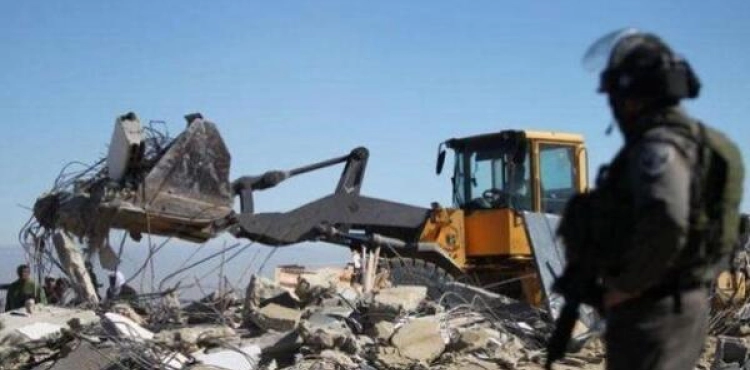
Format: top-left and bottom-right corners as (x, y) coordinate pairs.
(432, 129), (587, 269)
(438, 130), (587, 215)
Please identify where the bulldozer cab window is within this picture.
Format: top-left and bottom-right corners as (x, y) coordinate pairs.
(538, 144), (576, 214)
(456, 147), (532, 211)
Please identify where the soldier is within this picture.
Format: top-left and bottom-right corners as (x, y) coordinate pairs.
(553, 29), (745, 370)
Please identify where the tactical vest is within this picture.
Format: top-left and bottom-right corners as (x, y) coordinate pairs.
(594, 110), (744, 284)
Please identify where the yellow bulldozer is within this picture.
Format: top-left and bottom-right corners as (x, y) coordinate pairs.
(384, 130), (587, 304)
(34, 113), (588, 306)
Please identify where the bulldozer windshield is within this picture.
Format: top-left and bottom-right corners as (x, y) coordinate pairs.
(452, 141), (531, 211)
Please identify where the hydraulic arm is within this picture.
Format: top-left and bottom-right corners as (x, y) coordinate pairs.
(229, 147), (432, 247)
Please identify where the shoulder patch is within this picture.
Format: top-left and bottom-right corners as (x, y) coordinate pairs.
(637, 142), (674, 177)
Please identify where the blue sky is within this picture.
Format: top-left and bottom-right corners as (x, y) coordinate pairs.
(1, 1), (748, 246)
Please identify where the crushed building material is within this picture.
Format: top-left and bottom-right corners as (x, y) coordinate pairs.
(299, 310), (358, 354)
(368, 321), (395, 344)
(245, 275), (298, 310)
(390, 316), (446, 363)
(369, 286), (427, 321)
(102, 312), (155, 342)
(192, 344), (261, 370)
(250, 304), (302, 332)
(294, 269), (339, 305)
(0, 305), (97, 344)
(155, 325), (237, 352)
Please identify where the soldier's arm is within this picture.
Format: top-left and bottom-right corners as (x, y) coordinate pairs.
(608, 138), (692, 293)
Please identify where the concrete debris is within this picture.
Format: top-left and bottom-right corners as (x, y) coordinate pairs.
(294, 269), (339, 305)
(12, 262), (746, 370)
(15, 322), (64, 341)
(155, 325), (237, 352)
(368, 321), (396, 344)
(319, 349), (358, 368)
(483, 334), (527, 368)
(250, 303), (302, 332)
(246, 275), (298, 309)
(455, 327), (500, 353)
(369, 286), (427, 321)
(390, 316), (446, 363)
(372, 346), (418, 370)
(0, 305), (97, 345)
(192, 344), (261, 370)
(252, 330), (303, 356)
(110, 302), (146, 326)
(299, 311), (358, 353)
(31, 341), (119, 370)
(0, 266), (586, 370)
(102, 312), (154, 341)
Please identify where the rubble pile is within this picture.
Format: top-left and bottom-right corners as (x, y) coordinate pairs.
(0, 267), (605, 370)
(20, 263), (750, 370)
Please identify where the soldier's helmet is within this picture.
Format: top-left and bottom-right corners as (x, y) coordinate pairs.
(583, 28), (701, 101)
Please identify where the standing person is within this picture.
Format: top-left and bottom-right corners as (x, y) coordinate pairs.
(350, 244), (363, 286)
(553, 29), (744, 370)
(5, 265), (46, 311)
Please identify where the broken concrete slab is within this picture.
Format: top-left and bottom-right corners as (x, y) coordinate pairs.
(245, 275), (298, 308)
(28, 341), (118, 370)
(369, 286), (427, 321)
(299, 311), (358, 354)
(319, 349), (358, 368)
(15, 322), (64, 341)
(0, 305), (97, 345)
(367, 320), (395, 344)
(192, 344), (261, 370)
(455, 327), (501, 353)
(482, 334), (527, 368)
(110, 302), (146, 326)
(247, 330), (303, 357)
(372, 346), (418, 369)
(249, 303), (301, 332)
(391, 316), (446, 363)
(294, 269), (339, 304)
(336, 286), (360, 303)
(102, 312), (154, 342)
(155, 325), (237, 352)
